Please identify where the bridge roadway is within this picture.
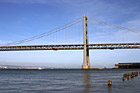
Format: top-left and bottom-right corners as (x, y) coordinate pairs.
(0, 43), (140, 51)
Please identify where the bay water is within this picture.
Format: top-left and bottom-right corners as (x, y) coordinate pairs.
(0, 69), (140, 93)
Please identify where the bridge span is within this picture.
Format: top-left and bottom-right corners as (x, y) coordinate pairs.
(1, 15), (140, 69)
(0, 43), (140, 51)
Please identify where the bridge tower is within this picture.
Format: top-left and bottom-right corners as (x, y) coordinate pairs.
(82, 15), (91, 69)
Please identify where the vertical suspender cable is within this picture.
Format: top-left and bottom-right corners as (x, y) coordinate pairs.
(70, 26), (71, 43)
(76, 23), (77, 43)
(138, 33), (140, 42)
(78, 24), (80, 44)
(73, 24), (75, 43)
(63, 27), (65, 43)
(67, 26), (68, 43)
(66, 27), (68, 43)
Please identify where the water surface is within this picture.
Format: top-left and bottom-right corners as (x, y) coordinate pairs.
(0, 69), (140, 93)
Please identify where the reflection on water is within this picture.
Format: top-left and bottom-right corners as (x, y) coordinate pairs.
(82, 70), (113, 93)
(108, 85), (112, 93)
(82, 70), (91, 93)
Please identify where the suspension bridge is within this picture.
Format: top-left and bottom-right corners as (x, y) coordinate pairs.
(0, 15), (140, 69)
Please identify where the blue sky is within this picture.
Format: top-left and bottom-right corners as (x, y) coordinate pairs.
(0, 0), (140, 68)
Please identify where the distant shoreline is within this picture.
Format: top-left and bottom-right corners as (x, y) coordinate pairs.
(1, 67), (140, 70)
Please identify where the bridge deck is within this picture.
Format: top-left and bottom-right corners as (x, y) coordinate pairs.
(0, 43), (140, 51)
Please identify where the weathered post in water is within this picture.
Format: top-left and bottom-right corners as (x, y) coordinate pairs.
(108, 80), (112, 86)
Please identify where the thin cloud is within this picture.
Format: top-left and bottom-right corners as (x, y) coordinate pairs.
(0, 0), (52, 4)
(125, 19), (140, 30)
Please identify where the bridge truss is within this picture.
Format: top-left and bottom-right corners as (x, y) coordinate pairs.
(0, 43), (140, 51)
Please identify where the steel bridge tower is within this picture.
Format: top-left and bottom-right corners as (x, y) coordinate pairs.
(82, 15), (91, 69)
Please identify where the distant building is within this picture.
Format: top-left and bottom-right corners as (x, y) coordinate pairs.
(115, 63), (140, 69)
(0, 66), (8, 69)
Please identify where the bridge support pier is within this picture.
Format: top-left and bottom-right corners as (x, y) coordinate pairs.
(82, 15), (91, 69)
